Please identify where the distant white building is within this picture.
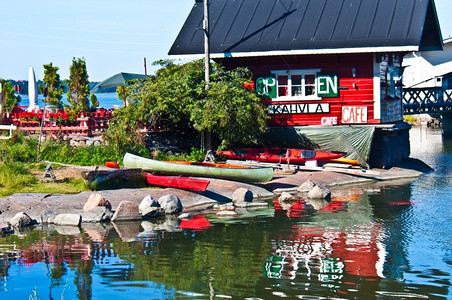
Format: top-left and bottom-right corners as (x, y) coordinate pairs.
(403, 38), (452, 89)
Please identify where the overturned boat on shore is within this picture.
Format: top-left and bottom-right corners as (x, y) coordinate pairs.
(123, 153), (274, 183)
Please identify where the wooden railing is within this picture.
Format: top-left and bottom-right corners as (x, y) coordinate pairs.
(1, 107), (114, 137)
(403, 88), (452, 114)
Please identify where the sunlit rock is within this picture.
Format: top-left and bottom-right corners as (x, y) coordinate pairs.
(278, 192), (294, 202)
(53, 213), (82, 227)
(81, 206), (113, 223)
(83, 193), (112, 212)
(10, 212), (37, 228)
(111, 201), (142, 222)
(158, 194), (183, 215)
(232, 188), (253, 203)
(139, 195), (164, 218)
(307, 184), (331, 200)
(297, 179), (317, 193)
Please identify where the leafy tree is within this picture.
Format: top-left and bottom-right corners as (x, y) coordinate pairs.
(106, 59), (268, 153)
(191, 65), (268, 149)
(67, 57), (90, 114)
(116, 85), (128, 107)
(0, 79), (21, 113)
(90, 94), (98, 108)
(39, 63), (65, 109)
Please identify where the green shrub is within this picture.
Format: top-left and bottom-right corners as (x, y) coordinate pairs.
(0, 161), (38, 196)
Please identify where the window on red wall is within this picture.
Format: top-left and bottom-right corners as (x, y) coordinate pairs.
(273, 69), (321, 101)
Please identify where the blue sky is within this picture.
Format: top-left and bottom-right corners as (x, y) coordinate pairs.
(1, 0), (452, 81)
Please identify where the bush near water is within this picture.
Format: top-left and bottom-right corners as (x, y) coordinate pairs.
(0, 133), (118, 196)
(0, 132), (210, 197)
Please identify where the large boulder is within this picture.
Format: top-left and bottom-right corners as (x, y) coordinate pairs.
(10, 212), (37, 228)
(307, 184), (331, 200)
(81, 207), (114, 223)
(39, 211), (58, 224)
(139, 195), (164, 218)
(111, 201), (142, 222)
(297, 179), (317, 194)
(83, 193), (112, 212)
(53, 214), (82, 227)
(278, 192), (294, 203)
(158, 194), (183, 215)
(232, 188), (253, 203)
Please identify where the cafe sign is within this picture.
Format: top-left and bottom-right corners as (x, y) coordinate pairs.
(341, 106), (368, 124)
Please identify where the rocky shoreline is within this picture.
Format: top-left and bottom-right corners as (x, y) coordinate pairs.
(0, 157), (431, 236)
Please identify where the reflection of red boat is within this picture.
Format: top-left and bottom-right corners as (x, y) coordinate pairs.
(179, 215), (211, 230)
(144, 172), (210, 192)
(220, 148), (343, 165)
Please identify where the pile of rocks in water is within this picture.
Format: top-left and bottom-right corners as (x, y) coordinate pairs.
(2, 192), (185, 233)
(276, 179), (332, 211)
(213, 187), (269, 217)
(1, 187), (270, 235)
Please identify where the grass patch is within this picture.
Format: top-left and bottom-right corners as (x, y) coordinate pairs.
(17, 179), (87, 195)
(0, 162), (38, 196)
(0, 133), (205, 197)
(0, 163), (88, 197)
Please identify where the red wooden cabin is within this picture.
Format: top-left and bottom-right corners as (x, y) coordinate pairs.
(169, 0), (443, 168)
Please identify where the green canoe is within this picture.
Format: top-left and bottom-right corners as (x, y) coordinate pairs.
(123, 153), (274, 183)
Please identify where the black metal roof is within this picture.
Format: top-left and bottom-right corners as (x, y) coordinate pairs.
(169, 0), (443, 58)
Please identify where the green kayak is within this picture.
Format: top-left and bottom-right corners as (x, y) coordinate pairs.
(123, 152), (274, 183)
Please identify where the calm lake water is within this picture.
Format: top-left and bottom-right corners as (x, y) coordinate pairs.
(18, 93), (121, 110)
(1, 127), (451, 299)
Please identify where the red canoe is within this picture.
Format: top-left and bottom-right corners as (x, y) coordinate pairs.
(219, 148), (343, 165)
(144, 172), (210, 192)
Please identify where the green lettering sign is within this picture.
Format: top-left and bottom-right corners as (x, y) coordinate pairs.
(316, 72), (339, 98)
(255, 74), (276, 98)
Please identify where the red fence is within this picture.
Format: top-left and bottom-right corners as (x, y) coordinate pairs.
(1, 106), (114, 137)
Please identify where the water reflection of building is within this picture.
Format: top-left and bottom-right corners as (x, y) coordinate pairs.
(265, 186), (413, 293)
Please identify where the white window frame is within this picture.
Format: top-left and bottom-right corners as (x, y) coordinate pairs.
(272, 69), (322, 101)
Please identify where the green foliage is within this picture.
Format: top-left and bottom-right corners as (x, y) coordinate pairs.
(0, 133), (118, 196)
(0, 161), (38, 196)
(0, 132), (38, 163)
(90, 93), (98, 108)
(67, 57), (90, 114)
(116, 85), (127, 107)
(0, 79), (21, 113)
(106, 59), (268, 152)
(191, 66), (268, 149)
(39, 141), (120, 166)
(40, 62), (65, 108)
(154, 147), (205, 162)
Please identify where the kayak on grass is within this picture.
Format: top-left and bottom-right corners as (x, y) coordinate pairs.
(123, 152), (274, 183)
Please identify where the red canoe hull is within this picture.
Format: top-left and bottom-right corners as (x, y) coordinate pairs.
(220, 148), (343, 164)
(144, 172), (210, 192)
